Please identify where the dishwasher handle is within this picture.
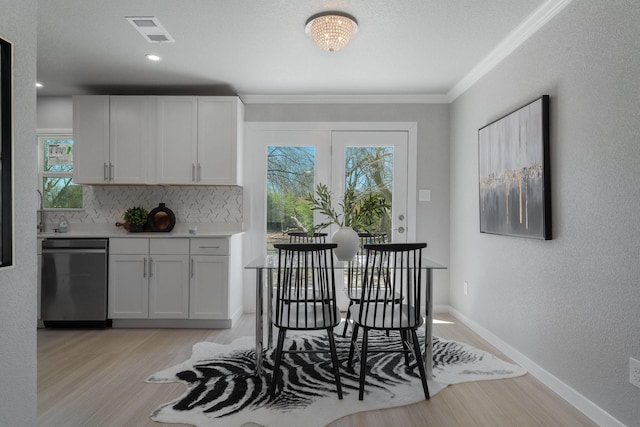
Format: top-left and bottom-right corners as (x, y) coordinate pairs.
(42, 248), (107, 255)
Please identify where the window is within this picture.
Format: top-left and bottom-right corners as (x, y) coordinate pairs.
(38, 135), (83, 209)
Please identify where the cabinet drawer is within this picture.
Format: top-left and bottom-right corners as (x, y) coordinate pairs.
(110, 238), (148, 255)
(150, 238), (189, 255)
(190, 238), (228, 256)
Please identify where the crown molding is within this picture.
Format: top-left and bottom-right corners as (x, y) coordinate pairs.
(239, 93), (450, 104)
(448, 0), (574, 101)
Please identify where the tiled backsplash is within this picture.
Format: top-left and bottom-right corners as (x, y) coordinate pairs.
(44, 185), (243, 226)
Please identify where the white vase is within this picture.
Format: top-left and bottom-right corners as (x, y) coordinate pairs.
(331, 226), (360, 261)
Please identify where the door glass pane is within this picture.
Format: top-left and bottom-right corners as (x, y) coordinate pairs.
(344, 146), (393, 239)
(266, 146), (315, 253)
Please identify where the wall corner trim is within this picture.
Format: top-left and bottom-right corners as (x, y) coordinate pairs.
(448, 0), (574, 101)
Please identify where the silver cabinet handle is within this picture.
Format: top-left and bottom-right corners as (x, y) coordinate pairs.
(104, 163), (108, 181)
(149, 258), (153, 277)
(192, 164), (196, 182)
(199, 246), (220, 249)
(191, 258), (194, 278)
(109, 163), (114, 182)
(143, 258), (147, 277)
(197, 163), (202, 182)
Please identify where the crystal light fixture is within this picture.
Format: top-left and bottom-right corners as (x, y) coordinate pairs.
(305, 12), (358, 52)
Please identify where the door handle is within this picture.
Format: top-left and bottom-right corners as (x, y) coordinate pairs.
(148, 258), (153, 277)
(104, 163), (108, 181)
(394, 226), (406, 234)
(191, 258), (194, 278)
(109, 163), (114, 182)
(143, 258), (147, 277)
(197, 163), (202, 182)
(192, 164), (196, 182)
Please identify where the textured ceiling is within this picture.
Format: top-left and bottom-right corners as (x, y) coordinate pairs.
(36, 0), (552, 100)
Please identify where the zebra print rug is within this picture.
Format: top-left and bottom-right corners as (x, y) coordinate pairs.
(147, 327), (526, 427)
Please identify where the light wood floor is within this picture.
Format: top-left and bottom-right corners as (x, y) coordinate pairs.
(37, 313), (597, 427)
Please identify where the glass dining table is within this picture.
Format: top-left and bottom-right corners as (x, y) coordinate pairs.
(245, 254), (447, 377)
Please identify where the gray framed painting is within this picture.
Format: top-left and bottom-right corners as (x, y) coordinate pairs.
(478, 95), (551, 240)
(0, 34), (13, 266)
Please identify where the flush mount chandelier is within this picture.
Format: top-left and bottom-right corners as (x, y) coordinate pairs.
(305, 12), (358, 52)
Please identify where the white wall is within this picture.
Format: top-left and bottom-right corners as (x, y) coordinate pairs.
(244, 103), (451, 309)
(37, 96), (73, 129)
(0, 0), (38, 425)
(449, 1), (640, 425)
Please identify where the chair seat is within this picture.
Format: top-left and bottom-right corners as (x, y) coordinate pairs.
(273, 301), (340, 330)
(348, 303), (423, 330)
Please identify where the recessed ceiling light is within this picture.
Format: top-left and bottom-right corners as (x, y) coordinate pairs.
(36, 82), (43, 88)
(145, 54), (161, 61)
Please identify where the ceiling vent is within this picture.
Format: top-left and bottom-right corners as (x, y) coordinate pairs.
(125, 16), (175, 43)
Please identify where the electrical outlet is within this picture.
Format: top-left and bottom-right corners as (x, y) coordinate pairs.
(463, 281), (469, 296)
(630, 357), (640, 388)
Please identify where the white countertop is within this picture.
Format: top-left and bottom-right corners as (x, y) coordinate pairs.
(38, 222), (244, 239)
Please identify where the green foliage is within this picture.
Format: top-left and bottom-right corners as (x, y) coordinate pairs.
(123, 206), (149, 226)
(305, 182), (390, 234)
(43, 177), (83, 209)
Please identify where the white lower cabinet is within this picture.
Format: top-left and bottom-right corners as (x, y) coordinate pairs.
(108, 236), (240, 325)
(190, 255), (228, 319)
(109, 238), (189, 319)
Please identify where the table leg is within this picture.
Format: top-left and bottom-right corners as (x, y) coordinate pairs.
(424, 268), (433, 378)
(255, 268), (264, 376)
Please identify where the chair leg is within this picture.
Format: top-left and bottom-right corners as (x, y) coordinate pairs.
(410, 328), (430, 400)
(326, 329), (343, 399)
(400, 330), (410, 367)
(269, 328), (287, 398)
(341, 301), (353, 337)
(358, 328), (369, 400)
(348, 323), (359, 369)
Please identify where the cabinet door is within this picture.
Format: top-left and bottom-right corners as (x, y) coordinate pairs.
(73, 95), (110, 184)
(189, 255), (229, 319)
(148, 254), (190, 319)
(108, 254), (148, 318)
(156, 96), (198, 184)
(109, 96), (148, 184)
(197, 97), (243, 185)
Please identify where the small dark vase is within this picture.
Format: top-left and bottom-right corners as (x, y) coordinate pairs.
(128, 224), (144, 232)
(148, 203), (176, 232)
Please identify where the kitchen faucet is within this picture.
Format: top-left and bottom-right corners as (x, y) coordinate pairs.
(37, 189), (45, 232)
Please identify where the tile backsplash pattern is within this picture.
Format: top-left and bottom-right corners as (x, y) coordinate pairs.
(45, 185), (243, 226)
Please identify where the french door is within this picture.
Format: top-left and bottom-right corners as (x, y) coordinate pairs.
(331, 131), (408, 243)
(263, 130), (409, 253)
(245, 122), (417, 311)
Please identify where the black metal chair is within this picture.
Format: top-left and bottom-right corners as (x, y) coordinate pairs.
(269, 243), (343, 399)
(287, 231), (328, 243)
(341, 232), (387, 337)
(347, 242), (430, 400)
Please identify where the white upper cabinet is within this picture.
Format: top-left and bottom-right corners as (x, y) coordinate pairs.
(73, 95), (110, 184)
(197, 97), (243, 185)
(74, 95), (243, 185)
(109, 96), (149, 184)
(73, 95), (150, 184)
(156, 96), (198, 184)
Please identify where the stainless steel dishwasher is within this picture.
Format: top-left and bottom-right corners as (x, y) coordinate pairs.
(41, 238), (110, 328)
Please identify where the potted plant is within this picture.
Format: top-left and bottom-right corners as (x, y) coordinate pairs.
(305, 183), (390, 260)
(123, 206), (149, 232)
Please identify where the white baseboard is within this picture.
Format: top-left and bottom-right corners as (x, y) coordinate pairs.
(446, 306), (625, 427)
